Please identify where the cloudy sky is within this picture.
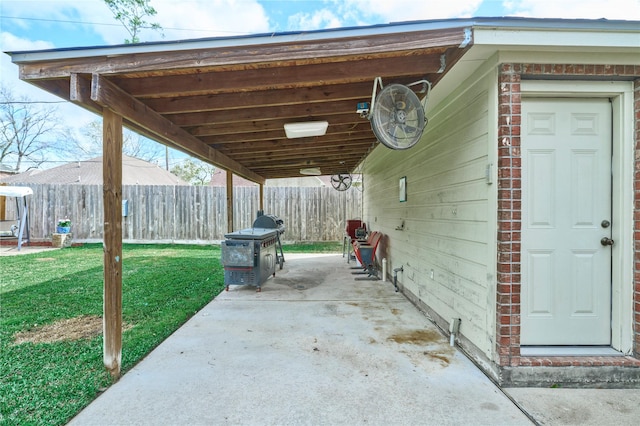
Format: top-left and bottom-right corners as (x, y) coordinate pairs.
(1, 0), (639, 168)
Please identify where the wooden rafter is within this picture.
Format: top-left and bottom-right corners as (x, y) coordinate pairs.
(89, 73), (265, 184)
(12, 24), (472, 182)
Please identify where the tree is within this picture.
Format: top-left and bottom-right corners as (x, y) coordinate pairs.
(69, 119), (165, 164)
(0, 86), (64, 171)
(171, 158), (216, 185)
(104, 0), (163, 44)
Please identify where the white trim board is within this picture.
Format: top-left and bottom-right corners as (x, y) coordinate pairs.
(521, 346), (623, 357)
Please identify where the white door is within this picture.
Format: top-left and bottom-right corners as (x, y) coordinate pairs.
(521, 98), (612, 345)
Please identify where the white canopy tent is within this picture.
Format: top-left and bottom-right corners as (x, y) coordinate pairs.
(0, 186), (33, 250)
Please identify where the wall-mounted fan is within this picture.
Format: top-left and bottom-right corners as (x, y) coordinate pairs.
(365, 77), (431, 150)
(331, 173), (352, 191)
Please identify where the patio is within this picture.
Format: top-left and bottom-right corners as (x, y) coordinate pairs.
(67, 253), (533, 425)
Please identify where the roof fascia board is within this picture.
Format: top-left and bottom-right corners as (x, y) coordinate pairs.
(7, 19), (475, 64)
(497, 49), (640, 66)
(473, 27), (640, 49)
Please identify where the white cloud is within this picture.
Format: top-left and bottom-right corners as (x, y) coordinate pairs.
(285, 0), (640, 31)
(2, 32), (57, 100)
(151, 0), (271, 41)
(333, 0), (484, 24)
(87, 0), (272, 43)
(1, 32), (54, 51)
(503, 0), (640, 20)
(284, 0), (485, 31)
(1, 0), (115, 43)
(1, 0), (272, 46)
(288, 9), (344, 31)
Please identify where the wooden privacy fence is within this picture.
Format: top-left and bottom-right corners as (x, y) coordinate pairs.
(2, 184), (363, 243)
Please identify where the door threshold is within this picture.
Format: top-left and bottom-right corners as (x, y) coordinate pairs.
(520, 346), (622, 357)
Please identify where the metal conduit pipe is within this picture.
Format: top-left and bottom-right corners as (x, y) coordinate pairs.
(392, 265), (403, 292)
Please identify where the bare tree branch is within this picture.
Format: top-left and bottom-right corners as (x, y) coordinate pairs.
(0, 86), (64, 171)
(63, 118), (165, 164)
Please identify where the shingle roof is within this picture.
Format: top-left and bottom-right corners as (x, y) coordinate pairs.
(0, 155), (190, 185)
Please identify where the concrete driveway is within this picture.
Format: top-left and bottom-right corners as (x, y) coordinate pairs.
(67, 253), (639, 425)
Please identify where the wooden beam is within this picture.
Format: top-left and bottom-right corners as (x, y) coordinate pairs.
(17, 27), (469, 79)
(170, 99), (366, 127)
(116, 54), (445, 98)
(205, 130), (373, 148)
(90, 73), (265, 185)
(142, 81), (377, 114)
(219, 140), (374, 157)
(70, 73), (103, 114)
(102, 108), (123, 379)
(230, 148), (373, 164)
(190, 113), (368, 137)
(226, 170), (233, 233)
(201, 127), (372, 146)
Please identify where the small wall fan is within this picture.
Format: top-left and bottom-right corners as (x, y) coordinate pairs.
(366, 77), (431, 150)
(331, 173), (352, 191)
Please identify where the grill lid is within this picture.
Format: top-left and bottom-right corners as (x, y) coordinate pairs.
(253, 214), (285, 234)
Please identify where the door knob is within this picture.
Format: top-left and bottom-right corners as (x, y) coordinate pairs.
(600, 237), (614, 246)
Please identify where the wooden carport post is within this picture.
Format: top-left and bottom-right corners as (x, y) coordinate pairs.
(259, 183), (264, 211)
(102, 108), (123, 379)
(226, 170), (233, 233)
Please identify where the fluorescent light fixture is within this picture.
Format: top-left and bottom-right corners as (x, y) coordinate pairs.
(300, 167), (321, 176)
(284, 121), (328, 139)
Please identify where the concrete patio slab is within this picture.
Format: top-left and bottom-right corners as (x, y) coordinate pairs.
(504, 387), (640, 426)
(68, 253), (532, 425)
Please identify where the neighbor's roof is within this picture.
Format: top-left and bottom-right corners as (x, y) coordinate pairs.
(6, 17), (640, 184)
(0, 155), (189, 185)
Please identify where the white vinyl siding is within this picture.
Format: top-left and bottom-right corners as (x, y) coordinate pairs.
(363, 69), (498, 358)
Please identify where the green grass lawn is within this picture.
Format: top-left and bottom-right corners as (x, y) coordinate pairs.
(0, 242), (340, 426)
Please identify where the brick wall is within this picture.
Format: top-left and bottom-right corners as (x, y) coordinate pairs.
(496, 63), (640, 368)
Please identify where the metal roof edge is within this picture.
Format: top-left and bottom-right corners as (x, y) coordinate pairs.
(5, 16), (639, 63)
(5, 18), (475, 63)
(468, 16), (640, 31)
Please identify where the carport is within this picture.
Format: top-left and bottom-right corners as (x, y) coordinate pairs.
(7, 20), (472, 376)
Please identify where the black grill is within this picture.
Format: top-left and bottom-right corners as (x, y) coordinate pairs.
(253, 212), (285, 235)
(221, 228), (278, 292)
(253, 211), (285, 271)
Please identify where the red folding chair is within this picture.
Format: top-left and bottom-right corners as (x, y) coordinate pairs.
(343, 219), (366, 261)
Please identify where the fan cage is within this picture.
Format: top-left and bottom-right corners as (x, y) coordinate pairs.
(370, 84), (426, 150)
(331, 174), (353, 191)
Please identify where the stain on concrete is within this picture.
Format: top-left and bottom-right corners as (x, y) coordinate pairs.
(425, 352), (451, 366)
(387, 329), (443, 345)
(480, 402), (499, 411)
(273, 276), (324, 290)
